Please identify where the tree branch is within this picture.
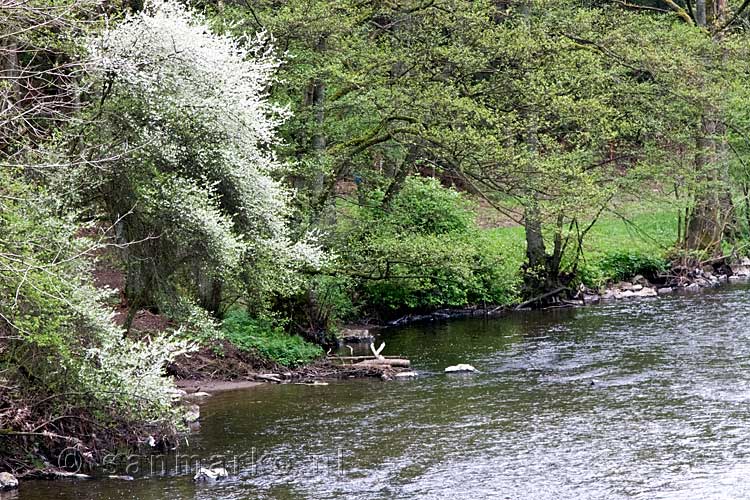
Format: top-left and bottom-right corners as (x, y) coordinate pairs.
(718, 0), (750, 32)
(662, 0), (696, 25)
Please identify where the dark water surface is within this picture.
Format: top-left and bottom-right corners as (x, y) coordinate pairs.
(12, 285), (750, 499)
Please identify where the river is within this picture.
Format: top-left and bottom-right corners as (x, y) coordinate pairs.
(11, 284), (750, 499)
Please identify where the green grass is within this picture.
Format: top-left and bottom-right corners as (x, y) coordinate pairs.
(222, 311), (324, 367)
(481, 207), (678, 291)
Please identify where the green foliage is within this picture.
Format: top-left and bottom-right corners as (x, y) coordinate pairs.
(331, 176), (520, 312)
(222, 311), (323, 367)
(0, 168), (191, 428)
(590, 251), (668, 285)
(386, 177), (476, 235)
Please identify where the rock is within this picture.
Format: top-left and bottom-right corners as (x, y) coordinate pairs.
(445, 364), (479, 373)
(166, 388), (187, 402)
(395, 371), (418, 378)
(657, 287), (673, 295)
(0, 472), (18, 491)
(632, 275), (647, 285)
(600, 290), (616, 300)
(582, 294), (600, 304)
(632, 284), (643, 291)
(107, 475), (134, 481)
(194, 467), (228, 482)
(685, 283), (701, 291)
(614, 290), (635, 299)
(184, 404), (200, 423)
(633, 287), (657, 297)
(730, 265), (750, 277)
(618, 282), (634, 291)
(742, 257), (750, 266)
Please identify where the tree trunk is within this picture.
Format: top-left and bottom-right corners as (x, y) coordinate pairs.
(696, 0), (707, 26)
(310, 36), (327, 196)
(685, 110), (732, 258)
(198, 274), (223, 319)
(685, 1), (732, 257)
(521, 199), (565, 303)
(1, 39), (21, 146)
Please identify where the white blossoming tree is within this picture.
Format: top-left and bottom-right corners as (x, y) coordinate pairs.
(73, 0), (324, 329)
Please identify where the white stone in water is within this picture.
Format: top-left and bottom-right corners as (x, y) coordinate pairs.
(395, 371), (418, 378)
(445, 364), (479, 373)
(194, 467), (228, 482)
(0, 472), (18, 491)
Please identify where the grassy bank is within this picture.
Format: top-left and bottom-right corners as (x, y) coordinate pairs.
(180, 196), (681, 375)
(484, 205), (677, 291)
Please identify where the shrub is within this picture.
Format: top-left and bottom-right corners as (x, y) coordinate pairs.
(222, 311), (323, 367)
(331, 175), (520, 313)
(587, 250), (669, 285)
(385, 177), (476, 235)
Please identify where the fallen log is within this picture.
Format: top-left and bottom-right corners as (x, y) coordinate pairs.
(328, 355), (408, 361)
(354, 358), (411, 368)
(515, 286), (567, 310)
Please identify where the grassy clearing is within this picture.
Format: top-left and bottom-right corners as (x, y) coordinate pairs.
(482, 206), (678, 291)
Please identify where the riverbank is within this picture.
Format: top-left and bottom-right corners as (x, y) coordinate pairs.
(3, 264), (745, 488)
(171, 255), (750, 392)
(1, 206), (741, 484)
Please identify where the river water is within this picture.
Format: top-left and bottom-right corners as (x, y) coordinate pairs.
(11, 284), (750, 499)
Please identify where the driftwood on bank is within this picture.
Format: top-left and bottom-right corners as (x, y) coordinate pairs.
(353, 358), (411, 368)
(327, 341), (411, 368)
(327, 355), (411, 368)
(515, 286), (567, 310)
(330, 355), (408, 361)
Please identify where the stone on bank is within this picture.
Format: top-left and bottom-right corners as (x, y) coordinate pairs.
(0, 472), (18, 491)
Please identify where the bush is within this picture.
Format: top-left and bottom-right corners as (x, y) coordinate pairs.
(222, 311), (323, 367)
(331, 175), (520, 313)
(581, 250), (669, 286)
(386, 177), (476, 235)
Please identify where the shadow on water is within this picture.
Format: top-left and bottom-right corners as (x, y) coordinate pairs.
(16, 284), (750, 499)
